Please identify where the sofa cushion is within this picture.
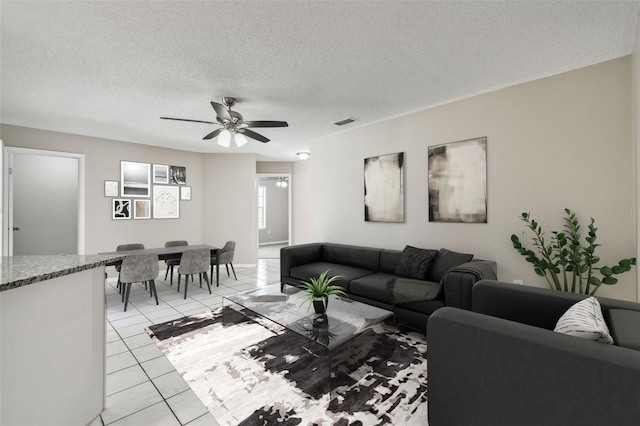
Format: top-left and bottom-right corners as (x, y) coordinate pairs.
(349, 272), (397, 304)
(289, 262), (374, 292)
(606, 309), (640, 350)
(427, 248), (474, 282)
(392, 278), (442, 303)
(554, 297), (613, 344)
(379, 249), (402, 274)
(395, 245), (438, 279)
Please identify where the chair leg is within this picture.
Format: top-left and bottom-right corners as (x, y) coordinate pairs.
(164, 267), (169, 281)
(199, 273), (203, 288)
(150, 280), (159, 305)
(183, 275), (189, 299)
(170, 265), (174, 286)
(124, 283), (132, 312)
(203, 272), (211, 294)
(177, 274), (181, 292)
(230, 263), (237, 280)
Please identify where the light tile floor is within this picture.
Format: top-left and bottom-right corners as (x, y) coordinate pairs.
(92, 259), (282, 426)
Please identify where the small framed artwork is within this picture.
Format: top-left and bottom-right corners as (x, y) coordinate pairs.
(364, 152), (405, 222)
(112, 199), (131, 220)
(104, 180), (119, 197)
(133, 199), (151, 219)
(121, 161), (151, 197)
(153, 164), (169, 184)
(170, 165), (186, 185)
(181, 186), (191, 201)
(153, 185), (180, 219)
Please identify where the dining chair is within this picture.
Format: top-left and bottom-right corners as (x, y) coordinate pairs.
(115, 243), (145, 295)
(164, 240), (188, 286)
(177, 248), (211, 299)
(119, 253), (159, 312)
(210, 240), (237, 282)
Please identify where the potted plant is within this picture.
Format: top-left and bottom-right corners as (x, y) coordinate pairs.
(299, 269), (347, 314)
(511, 208), (636, 295)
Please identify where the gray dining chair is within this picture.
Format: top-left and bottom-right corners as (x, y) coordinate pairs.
(119, 253), (159, 312)
(115, 243), (145, 295)
(164, 240), (188, 286)
(177, 248), (211, 299)
(210, 241), (237, 282)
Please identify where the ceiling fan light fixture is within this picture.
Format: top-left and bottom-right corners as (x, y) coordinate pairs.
(297, 152), (310, 160)
(235, 133), (248, 147)
(218, 129), (232, 147)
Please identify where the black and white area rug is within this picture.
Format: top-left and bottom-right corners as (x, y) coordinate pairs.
(147, 307), (428, 425)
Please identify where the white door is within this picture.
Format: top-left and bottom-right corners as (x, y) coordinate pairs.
(4, 148), (83, 255)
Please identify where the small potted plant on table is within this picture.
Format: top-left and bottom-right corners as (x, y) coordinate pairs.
(300, 269), (347, 314)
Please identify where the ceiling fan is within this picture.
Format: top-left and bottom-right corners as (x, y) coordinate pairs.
(160, 97), (288, 147)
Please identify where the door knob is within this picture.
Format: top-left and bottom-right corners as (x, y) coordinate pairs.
(13, 227), (20, 231)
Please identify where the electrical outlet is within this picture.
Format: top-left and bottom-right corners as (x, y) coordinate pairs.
(512, 279), (524, 285)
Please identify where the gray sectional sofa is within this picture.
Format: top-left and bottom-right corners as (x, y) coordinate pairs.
(280, 242), (497, 330)
(427, 280), (640, 426)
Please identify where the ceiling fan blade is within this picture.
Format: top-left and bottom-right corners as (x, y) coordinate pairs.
(240, 129), (270, 143)
(203, 128), (223, 140)
(211, 101), (233, 122)
(161, 117), (217, 125)
(242, 120), (289, 128)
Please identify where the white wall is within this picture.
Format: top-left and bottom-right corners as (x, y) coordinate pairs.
(634, 16), (640, 302)
(305, 57), (636, 301)
(292, 159), (313, 245)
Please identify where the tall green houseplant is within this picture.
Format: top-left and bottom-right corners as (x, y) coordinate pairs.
(511, 208), (635, 295)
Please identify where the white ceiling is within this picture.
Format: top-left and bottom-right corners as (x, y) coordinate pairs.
(1, 1), (639, 161)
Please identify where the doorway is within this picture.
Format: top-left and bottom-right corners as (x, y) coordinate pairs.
(3, 147), (85, 255)
(256, 173), (291, 259)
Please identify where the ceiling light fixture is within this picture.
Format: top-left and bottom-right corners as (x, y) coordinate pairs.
(297, 152), (310, 160)
(275, 177), (288, 188)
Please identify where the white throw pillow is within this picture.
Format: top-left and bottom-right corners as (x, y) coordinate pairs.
(554, 296), (613, 344)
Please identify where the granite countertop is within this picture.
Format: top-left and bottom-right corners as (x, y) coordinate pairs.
(0, 254), (123, 292)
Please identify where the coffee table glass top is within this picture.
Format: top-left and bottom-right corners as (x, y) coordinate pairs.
(223, 284), (393, 350)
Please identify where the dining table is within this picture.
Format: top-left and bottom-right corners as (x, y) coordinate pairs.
(99, 244), (221, 287)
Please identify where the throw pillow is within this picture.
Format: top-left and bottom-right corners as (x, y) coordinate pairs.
(554, 297), (613, 344)
(394, 246), (438, 280)
(426, 248), (474, 282)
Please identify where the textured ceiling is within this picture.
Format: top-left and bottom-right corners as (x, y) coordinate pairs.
(1, 1), (639, 161)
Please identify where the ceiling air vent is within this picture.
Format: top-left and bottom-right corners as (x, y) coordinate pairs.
(334, 117), (357, 126)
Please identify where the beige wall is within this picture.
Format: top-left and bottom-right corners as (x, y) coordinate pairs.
(634, 17), (640, 301)
(304, 57), (637, 301)
(0, 125), (258, 265)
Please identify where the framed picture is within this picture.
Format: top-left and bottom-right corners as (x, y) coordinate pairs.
(104, 180), (119, 197)
(364, 152), (404, 222)
(112, 199), (131, 220)
(153, 164), (169, 184)
(153, 185), (180, 219)
(180, 186), (191, 201)
(121, 161), (150, 197)
(133, 199), (151, 219)
(428, 136), (487, 223)
(169, 165), (186, 185)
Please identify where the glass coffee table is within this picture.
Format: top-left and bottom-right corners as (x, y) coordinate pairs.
(222, 284), (393, 351)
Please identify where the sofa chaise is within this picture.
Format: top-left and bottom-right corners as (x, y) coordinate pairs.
(280, 242), (497, 330)
(427, 280), (640, 426)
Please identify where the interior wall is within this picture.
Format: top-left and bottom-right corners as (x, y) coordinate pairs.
(292, 159), (313, 245)
(202, 153), (257, 265)
(0, 125), (257, 265)
(634, 16), (640, 302)
(307, 57), (636, 301)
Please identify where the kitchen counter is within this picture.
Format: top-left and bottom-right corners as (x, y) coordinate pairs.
(0, 254), (112, 425)
(0, 254), (121, 292)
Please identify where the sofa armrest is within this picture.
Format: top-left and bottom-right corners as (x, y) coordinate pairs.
(427, 307), (640, 426)
(280, 243), (323, 277)
(441, 260), (497, 310)
(472, 280), (640, 330)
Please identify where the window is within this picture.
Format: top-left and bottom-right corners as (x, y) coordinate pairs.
(257, 185), (266, 229)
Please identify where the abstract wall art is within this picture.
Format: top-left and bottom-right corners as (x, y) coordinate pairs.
(121, 161), (150, 197)
(153, 185), (180, 219)
(112, 199), (131, 220)
(364, 152), (404, 222)
(428, 137), (487, 223)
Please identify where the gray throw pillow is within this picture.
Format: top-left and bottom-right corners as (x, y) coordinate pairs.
(427, 248), (474, 282)
(394, 245), (437, 280)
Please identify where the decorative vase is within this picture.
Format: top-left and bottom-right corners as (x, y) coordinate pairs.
(313, 297), (328, 314)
